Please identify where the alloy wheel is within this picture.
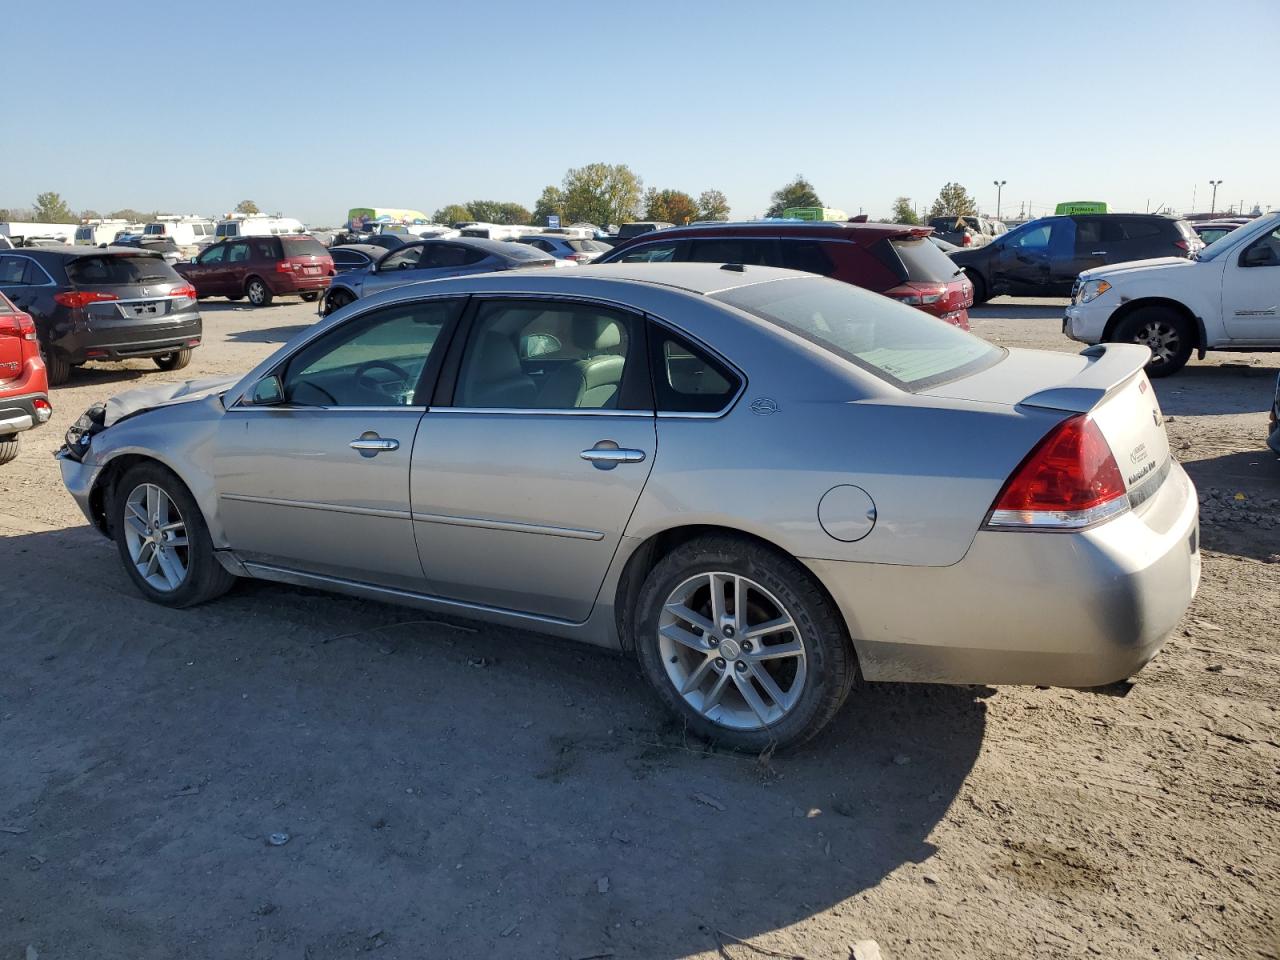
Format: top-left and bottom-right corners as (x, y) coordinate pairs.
(122, 483), (190, 592)
(658, 572), (807, 731)
(248, 281), (266, 305)
(1133, 320), (1180, 365)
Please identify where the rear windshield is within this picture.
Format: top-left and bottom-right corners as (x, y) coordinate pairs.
(879, 237), (961, 283)
(281, 236), (328, 258)
(568, 239), (607, 253)
(145, 239), (180, 253)
(66, 254), (181, 285)
(712, 276), (1001, 391)
(501, 243), (554, 262)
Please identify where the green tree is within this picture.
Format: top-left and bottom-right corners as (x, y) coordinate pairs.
(108, 208), (146, 222)
(79, 208), (102, 221)
(464, 200), (533, 225)
(696, 189), (730, 221)
(432, 204), (473, 225)
(764, 175), (821, 218)
(235, 199), (260, 215)
(33, 192), (75, 222)
(891, 197), (920, 224)
(927, 183), (977, 220)
(644, 188), (699, 225)
(532, 186), (567, 225)
(561, 163), (644, 228)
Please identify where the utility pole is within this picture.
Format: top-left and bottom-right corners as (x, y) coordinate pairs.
(992, 180), (1006, 220)
(1209, 179), (1223, 214)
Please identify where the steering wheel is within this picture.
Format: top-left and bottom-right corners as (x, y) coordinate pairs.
(354, 359), (413, 398)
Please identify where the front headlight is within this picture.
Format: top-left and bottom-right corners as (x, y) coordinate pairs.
(1078, 279), (1112, 304)
(64, 403), (106, 461)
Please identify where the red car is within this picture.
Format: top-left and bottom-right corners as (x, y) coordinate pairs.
(177, 235), (334, 307)
(0, 291), (51, 465)
(597, 220), (974, 328)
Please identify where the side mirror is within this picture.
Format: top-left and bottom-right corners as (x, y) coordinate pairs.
(250, 375), (284, 405)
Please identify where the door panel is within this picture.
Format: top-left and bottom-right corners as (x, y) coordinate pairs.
(411, 413), (656, 620)
(1223, 228), (1280, 341)
(214, 409), (427, 588)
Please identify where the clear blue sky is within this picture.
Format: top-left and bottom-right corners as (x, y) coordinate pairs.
(7, 0), (1277, 225)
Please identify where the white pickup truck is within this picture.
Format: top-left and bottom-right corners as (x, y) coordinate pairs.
(1063, 212), (1280, 376)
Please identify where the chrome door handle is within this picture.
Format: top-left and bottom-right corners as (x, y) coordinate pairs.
(1091, 250), (1107, 256)
(350, 435), (399, 454)
(580, 446), (646, 469)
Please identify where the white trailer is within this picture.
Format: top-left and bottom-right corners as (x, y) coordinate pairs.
(0, 222), (78, 243)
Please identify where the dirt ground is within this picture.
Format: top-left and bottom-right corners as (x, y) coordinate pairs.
(1, 297), (1277, 960)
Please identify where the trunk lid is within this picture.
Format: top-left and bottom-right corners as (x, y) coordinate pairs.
(0, 298), (31, 385)
(925, 343), (1170, 504)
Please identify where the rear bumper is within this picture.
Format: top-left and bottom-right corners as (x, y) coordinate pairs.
(0, 391), (52, 437)
(269, 274), (332, 294)
(54, 310), (202, 363)
(804, 461), (1201, 687)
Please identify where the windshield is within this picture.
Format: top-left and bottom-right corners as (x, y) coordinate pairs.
(712, 276), (1001, 391)
(1197, 216), (1277, 261)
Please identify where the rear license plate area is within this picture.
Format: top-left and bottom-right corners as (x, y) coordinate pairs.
(129, 301), (161, 317)
(304, 266), (320, 275)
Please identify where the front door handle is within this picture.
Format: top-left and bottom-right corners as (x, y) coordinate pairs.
(350, 433), (399, 456)
(581, 442), (646, 470)
(1091, 250), (1107, 256)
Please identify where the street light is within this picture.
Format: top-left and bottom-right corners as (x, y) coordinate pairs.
(1209, 179), (1223, 214)
(993, 180), (1007, 220)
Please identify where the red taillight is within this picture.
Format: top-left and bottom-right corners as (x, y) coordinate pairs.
(961, 233), (972, 246)
(987, 415), (1129, 530)
(169, 283), (197, 300)
(566, 253), (590, 262)
(0, 312), (36, 340)
(1173, 239), (1189, 251)
(885, 283), (946, 306)
(276, 260), (295, 273)
(54, 291), (119, 308)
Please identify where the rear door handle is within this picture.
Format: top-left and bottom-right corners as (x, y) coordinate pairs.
(1091, 250), (1107, 256)
(580, 446), (646, 469)
(350, 434), (399, 455)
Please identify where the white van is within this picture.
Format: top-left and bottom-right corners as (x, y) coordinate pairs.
(458, 223), (533, 242)
(144, 217), (216, 253)
(0, 222), (77, 244)
(74, 219), (132, 245)
(213, 216), (306, 241)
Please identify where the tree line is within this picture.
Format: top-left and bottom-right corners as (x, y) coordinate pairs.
(2, 178), (985, 232)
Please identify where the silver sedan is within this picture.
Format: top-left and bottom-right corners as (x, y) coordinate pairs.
(58, 264), (1201, 750)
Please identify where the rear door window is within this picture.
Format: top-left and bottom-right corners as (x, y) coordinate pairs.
(250, 237), (279, 260)
(612, 241), (681, 263)
(425, 244), (484, 268)
(226, 241), (252, 264)
(779, 240), (836, 276)
(687, 238), (780, 266)
(712, 276), (1001, 391)
(0, 256), (30, 285)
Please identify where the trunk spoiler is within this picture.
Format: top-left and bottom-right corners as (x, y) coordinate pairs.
(1019, 343), (1152, 414)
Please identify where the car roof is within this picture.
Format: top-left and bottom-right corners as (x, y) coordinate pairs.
(331, 244), (386, 256)
(614, 219), (930, 243)
(11, 246), (158, 259)
(405, 236), (550, 257)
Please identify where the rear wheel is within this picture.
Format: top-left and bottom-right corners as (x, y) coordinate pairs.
(41, 344), (71, 386)
(0, 437), (19, 466)
(226, 294), (243, 302)
(299, 291), (320, 303)
(1113, 307), (1193, 377)
(245, 277), (273, 307)
(634, 535), (856, 752)
(111, 462), (236, 608)
(964, 268), (989, 305)
(154, 348), (192, 371)
(324, 288), (354, 316)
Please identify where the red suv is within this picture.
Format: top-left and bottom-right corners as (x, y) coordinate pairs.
(597, 221), (974, 328)
(0, 291), (51, 465)
(177, 235), (334, 307)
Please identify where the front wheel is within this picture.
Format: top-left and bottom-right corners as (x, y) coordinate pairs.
(112, 462), (236, 608)
(634, 535), (855, 752)
(1113, 307), (1193, 377)
(323, 288), (354, 316)
(154, 348), (192, 371)
(245, 277), (273, 307)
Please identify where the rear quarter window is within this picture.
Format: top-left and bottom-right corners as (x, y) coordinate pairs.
(712, 276), (1001, 391)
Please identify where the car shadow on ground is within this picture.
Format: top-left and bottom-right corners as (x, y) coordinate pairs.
(0, 527), (988, 959)
(224, 323), (314, 345)
(969, 300), (1067, 321)
(1182, 448), (1279, 562)
(1153, 360), (1280, 417)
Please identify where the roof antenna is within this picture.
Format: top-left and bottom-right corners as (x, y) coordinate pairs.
(720, 262), (745, 272)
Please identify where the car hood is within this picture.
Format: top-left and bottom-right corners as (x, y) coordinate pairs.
(104, 375), (239, 426)
(1079, 256), (1192, 282)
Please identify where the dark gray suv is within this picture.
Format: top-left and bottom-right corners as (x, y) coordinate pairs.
(0, 247), (201, 385)
(950, 213), (1202, 303)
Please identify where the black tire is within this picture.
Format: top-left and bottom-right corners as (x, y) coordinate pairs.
(964, 268), (989, 305)
(42, 345), (71, 386)
(299, 291), (320, 303)
(324, 288), (354, 316)
(0, 437), (18, 466)
(111, 461), (236, 608)
(1113, 307), (1194, 378)
(245, 277), (273, 307)
(634, 534), (856, 752)
(154, 348), (192, 371)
